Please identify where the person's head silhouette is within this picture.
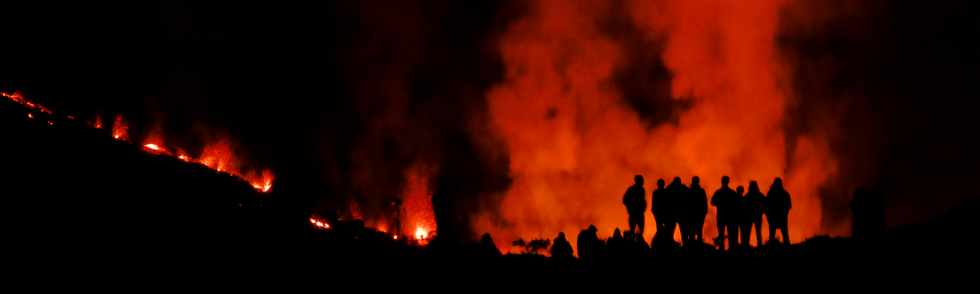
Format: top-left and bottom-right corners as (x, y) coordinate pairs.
(672, 176), (682, 185)
(737, 185), (745, 195)
(749, 180), (760, 193)
(773, 177), (783, 189)
(634, 174), (644, 186)
(692, 176), (701, 187)
(657, 178), (665, 189)
(721, 175), (731, 187)
(557, 232), (566, 240)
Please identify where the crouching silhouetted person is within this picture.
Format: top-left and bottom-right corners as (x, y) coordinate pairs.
(577, 225), (600, 266)
(765, 177), (792, 245)
(551, 232), (574, 260)
(623, 175), (647, 241)
(480, 233), (501, 257)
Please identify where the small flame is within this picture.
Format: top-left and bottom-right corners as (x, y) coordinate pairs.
(47, 120), (54, 126)
(414, 226), (429, 241)
(247, 169), (275, 193)
(309, 217), (331, 230)
(93, 115), (103, 129)
(27, 113), (33, 119)
(143, 143), (164, 152)
(112, 115), (128, 141)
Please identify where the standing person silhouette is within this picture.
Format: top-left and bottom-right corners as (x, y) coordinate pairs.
(651, 178), (671, 239)
(737, 185), (753, 248)
(622, 175), (647, 241)
(765, 177), (792, 245)
(688, 176), (708, 243)
(711, 176), (739, 251)
(666, 177), (689, 245)
(745, 181), (766, 247)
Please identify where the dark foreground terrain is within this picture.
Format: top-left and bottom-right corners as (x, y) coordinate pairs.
(2, 98), (976, 279)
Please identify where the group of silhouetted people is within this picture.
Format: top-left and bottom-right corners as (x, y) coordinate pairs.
(624, 174), (792, 251)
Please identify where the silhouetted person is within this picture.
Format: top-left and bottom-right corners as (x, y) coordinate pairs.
(687, 176), (708, 243)
(623, 175), (647, 241)
(737, 185), (752, 248)
(851, 188), (885, 241)
(745, 181), (766, 247)
(609, 228), (625, 259)
(711, 176), (739, 250)
(765, 177), (792, 245)
(551, 232), (574, 259)
(666, 177), (688, 244)
(651, 178), (672, 239)
(577, 224), (599, 265)
(480, 233), (501, 257)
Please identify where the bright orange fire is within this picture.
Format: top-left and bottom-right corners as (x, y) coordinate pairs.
(309, 217), (331, 230)
(475, 0), (838, 251)
(193, 138), (275, 192)
(414, 226), (429, 241)
(112, 114), (128, 141)
(244, 169), (275, 193)
(400, 163), (437, 244)
(142, 143), (165, 152)
(1, 90), (274, 193)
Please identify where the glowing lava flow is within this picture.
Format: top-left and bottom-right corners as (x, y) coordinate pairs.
(3, 91), (52, 114)
(143, 143), (164, 152)
(1, 90), (275, 193)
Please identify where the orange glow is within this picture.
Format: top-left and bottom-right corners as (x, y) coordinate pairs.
(400, 163), (437, 244)
(414, 226), (429, 241)
(141, 130), (173, 156)
(1, 89), (275, 194)
(199, 139), (236, 173)
(112, 115), (128, 141)
(2, 91), (53, 114)
(143, 143), (163, 152)
(475, 0), (838, 250)
(309, 217), (331, 230)
(175, 148), (191, 162)
(197, 138), (275, 193)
